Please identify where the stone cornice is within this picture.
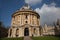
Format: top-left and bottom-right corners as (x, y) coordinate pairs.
(12, 10), (40, 18)
(11, 24), (40, 28)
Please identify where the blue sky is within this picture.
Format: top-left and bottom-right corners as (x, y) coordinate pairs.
(0, 0), (60, 27)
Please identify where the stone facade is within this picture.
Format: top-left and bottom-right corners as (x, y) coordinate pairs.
(8, 4), (60, 38)
(8, 4), (40, 37)
(41, 23), (60, 36)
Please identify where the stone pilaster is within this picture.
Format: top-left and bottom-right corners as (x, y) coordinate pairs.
(29, 27), (32, 36)
(28, 15), (30, 24)
(20, 15), (21, 25)
(8, 29), (10, 37)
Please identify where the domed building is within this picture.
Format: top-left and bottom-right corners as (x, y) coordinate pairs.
(8, 4), (40, 37)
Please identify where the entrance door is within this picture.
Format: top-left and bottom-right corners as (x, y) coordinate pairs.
(24, 28), (29, 36)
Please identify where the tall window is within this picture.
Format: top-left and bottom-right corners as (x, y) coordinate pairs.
(13, 16), (15, 21)
(26, 21), (28, 23)
(16, 28), (19, 37)
(34, 28), (36, 34)
(25, 15), (28, 19)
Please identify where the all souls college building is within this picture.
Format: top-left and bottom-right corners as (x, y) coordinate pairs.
(8, 4), (60, 37)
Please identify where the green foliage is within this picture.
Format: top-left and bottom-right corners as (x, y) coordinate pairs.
(0, 37), (23, 40)
(0, 21), (7, 30)
(32, 36), (60, 40)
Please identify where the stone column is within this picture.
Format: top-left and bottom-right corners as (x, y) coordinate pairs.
(30, 15), (32, 25)
(14, 28), (17, 37)
(37, 18), (40, 26)
(34, 15), (35, 25)
(23, 14), (24, 24)
(11, 17), (14, 26)
(17, 16), (19, 26)
(31, 15), (33, 25)
(37, 18), (38, 26)
(28, 15), (30, 24)
(37, 28), (40, 36)
(21, 14), (23, 25)
(31, 27), (34, 36)
(21, 15), (23, 25)
(19, 28), (21, 37)
(34, 16), (36, 26)
(29, 27), (32, 36)
(30, 15), (31, 24)
(22, 28), (24, 37)
(20, 15), (21, 26)
(24, 14), (25, 24)
(32, 15), (34, 25)
(10, 29), (13, 37)
(39, 18), (40, 26)
(17, 15), (20, 26)
(8, 29), (10, 37)
(12, 28), (16, 37)
(19, 28), (24, 37)
(15, 16), (17, 25)
(36, 16), (37, 26)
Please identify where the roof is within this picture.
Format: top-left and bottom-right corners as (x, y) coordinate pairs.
(12, 3), (40, 17)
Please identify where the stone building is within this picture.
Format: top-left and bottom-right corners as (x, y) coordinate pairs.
(8, 4), (60, 38)
(39, 19), (60, 36)
(41, 23), (60, 36)
(8, 4), (40, 37)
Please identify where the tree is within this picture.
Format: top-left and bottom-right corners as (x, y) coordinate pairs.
(0, 21), (8, 38)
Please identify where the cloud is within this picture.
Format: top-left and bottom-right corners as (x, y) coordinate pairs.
(35, 3), (60, 25)
(49, 2), (56, 6)
(25, 0), (42, 5)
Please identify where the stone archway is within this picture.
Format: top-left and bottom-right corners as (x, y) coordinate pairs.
(24, 28), (29, 36)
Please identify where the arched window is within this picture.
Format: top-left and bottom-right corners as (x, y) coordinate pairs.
(34, 28), (36, 34)
(16, 28), (19, 37)
(25, 21), (28, 23)
(25, 15), (28, 19)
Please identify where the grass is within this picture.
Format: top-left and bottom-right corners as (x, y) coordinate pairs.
(0, 36), (60, 40)
(0, 37), (23, 40)
(32, 36), (60, 40)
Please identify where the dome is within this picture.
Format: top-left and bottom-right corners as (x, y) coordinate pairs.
(12, 3), (40, 17)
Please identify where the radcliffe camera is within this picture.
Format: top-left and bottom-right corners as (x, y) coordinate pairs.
(0, 0), (60, 40)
